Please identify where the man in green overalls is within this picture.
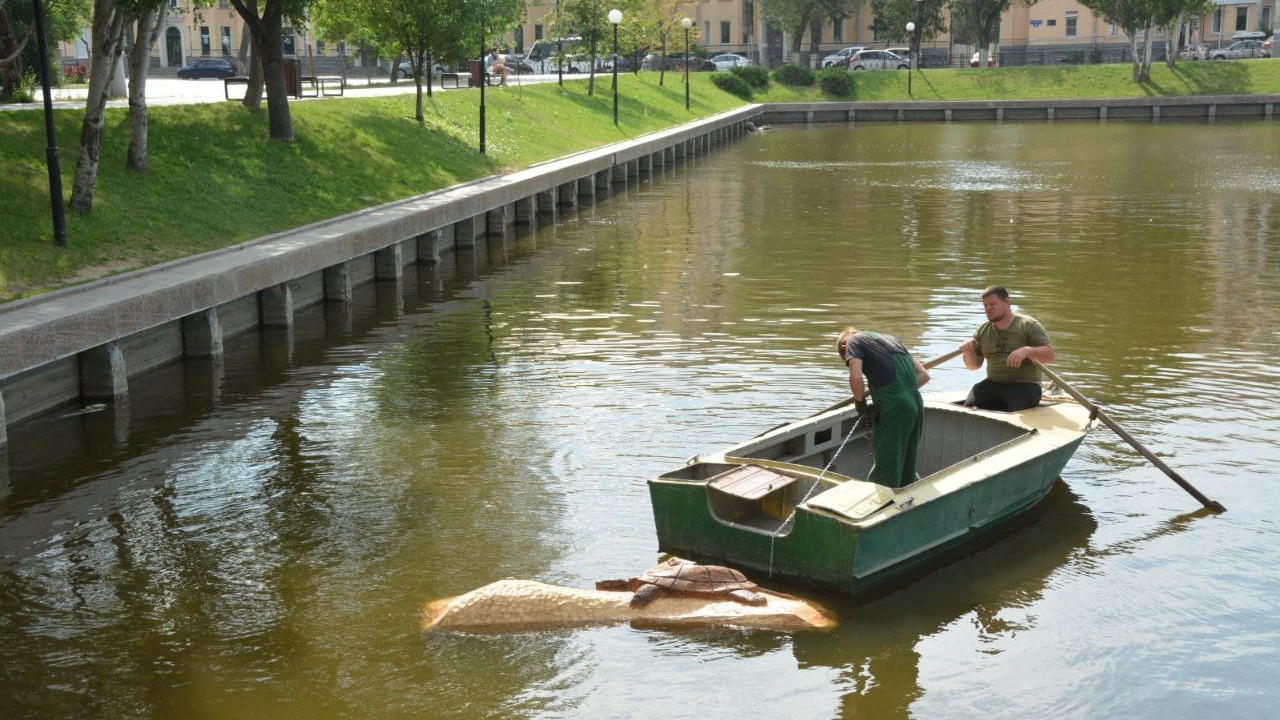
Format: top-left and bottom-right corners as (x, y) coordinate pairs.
(837, 327), (932, 488)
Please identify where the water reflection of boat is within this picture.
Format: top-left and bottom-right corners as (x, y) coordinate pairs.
(648, 396), (1092, 595)
(791, 481), (1097, 719)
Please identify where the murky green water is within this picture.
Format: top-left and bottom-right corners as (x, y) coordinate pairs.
(2, 121), (1278, 720)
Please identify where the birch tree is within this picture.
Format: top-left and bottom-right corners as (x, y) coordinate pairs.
(68, 0), (126, 213)
(125, 3), (165, 172)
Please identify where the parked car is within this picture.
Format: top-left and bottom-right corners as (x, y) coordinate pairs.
(1262, 36), (1274, 56)
(821, 46), (865, 68)
(1179, 44), (1207, 61)
(970, 51), (997, 67)
(396, 60), (449, 78)
(1207, 39), (1267, 60)
(176, 58), (238, 79)
(504, 54), (536, 74)
(664, 52), (716, 71)
(708, 53), (751, 71)
(848, 49), (909, 71)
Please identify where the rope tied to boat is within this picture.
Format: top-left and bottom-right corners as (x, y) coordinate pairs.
(766, 411), (869, 577)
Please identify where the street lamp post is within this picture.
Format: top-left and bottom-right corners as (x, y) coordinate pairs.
(479, 35), (486, 153)
(682, 17), (692, 111)
(32, 0), (67, 247)
(905, 21), (915, 96)
(556, 1), (563, 86)
(608, 9), (622, 125)
(914, 0), (924, 74)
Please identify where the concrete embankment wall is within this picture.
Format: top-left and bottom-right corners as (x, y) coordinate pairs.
(0, 107), (765, 444)
(3, 94), (1277, 445)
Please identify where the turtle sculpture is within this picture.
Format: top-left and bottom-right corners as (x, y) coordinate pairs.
(596, 557), (768, 608)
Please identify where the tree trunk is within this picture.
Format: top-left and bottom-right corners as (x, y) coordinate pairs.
(230, 0), (293, 141)
(236, 24), (251, 69)
(1, 7), (28, 101)
(242, 35), (264, 109)
(1139, 23), (1154, 82)
(1165, 12), (1185, 68)
(1130, 35), (1142, 82)
(257, 21), (293, 142)
(69, 0), (126, 214)
(126, 10), (163, 172)
(414, 74), (424, 123)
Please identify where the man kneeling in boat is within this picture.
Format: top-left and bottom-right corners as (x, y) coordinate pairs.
(959, 285), (1055, 411)
(837, 328), (932, 488)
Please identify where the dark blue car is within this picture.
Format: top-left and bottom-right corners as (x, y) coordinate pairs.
(177, 58), (239, 79)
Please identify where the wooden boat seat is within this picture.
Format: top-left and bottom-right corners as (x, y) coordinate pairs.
(708, 464), (796, 499)
(707, 464), (799, 523)
(806, 480), (895, 522)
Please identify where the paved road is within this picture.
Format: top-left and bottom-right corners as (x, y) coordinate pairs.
(2, 73), (563, 112)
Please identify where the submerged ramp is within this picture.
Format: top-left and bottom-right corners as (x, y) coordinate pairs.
(422, 578), (836, 633)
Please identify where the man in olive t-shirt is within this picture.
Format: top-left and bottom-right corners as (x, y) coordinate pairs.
(959, 285), (1055, 411)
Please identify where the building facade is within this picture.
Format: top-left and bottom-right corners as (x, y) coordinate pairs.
(60, 0), (1274, 71)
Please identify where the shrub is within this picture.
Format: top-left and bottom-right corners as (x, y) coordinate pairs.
(730, 65), (769, 90)
(817, 67), (855, 97)
(772, 63), (815, 87)
(711, 71), (753, 99)
(64, 63), (90, 84)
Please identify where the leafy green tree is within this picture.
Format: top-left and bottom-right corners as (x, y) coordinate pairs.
(228, 0), (313, 143)
(556, 0), (618, 95)
(952, 0), (1030, 67)
(1, 0), (92, 101)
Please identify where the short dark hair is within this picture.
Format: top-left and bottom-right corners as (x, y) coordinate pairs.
(981, 285), (1009, 301)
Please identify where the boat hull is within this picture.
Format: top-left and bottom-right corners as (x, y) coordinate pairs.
(648, 398), (1091, 595)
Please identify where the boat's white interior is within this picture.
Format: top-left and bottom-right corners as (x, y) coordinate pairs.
(664, 398), (1091, 533)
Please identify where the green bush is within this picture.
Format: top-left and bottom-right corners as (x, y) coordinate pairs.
(817, 67), (855, 96)
(711, 72), (754, 99)
(772, 63), (815, 87)
(731, 65), (769, 90)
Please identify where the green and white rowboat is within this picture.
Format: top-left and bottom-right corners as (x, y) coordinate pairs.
(648, 395), (1093, 595)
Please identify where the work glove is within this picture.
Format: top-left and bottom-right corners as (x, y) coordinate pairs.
(855, 399), (877, 422)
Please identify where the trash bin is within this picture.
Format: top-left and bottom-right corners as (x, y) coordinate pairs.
(468, 59), (484, 88)
(283, 58), (302, 97)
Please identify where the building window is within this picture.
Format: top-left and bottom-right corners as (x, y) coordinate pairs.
(1065, 12), (1077, 37)
(1263, 5), (1274, 31)
(282, 29), (296, 56)
(220, 26), (231, 55)
(316, 41), (325, 55)
(1212, 8), (1223, 34)
(1108, 22), (1118, 36)
(1235, 6), (1248, 32)
(834, 20), (843, 42)
(720, 21), (730, 44)
(200, 26), (210, 55)
(704, 21), (710, 42)
(535, 24), (544, 40)
(1046, 19), (1056, 26)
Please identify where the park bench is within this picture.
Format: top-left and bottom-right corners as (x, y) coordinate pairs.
(223, 76), (249, 100)
(301, 75), (345, 97)
(438, 72), (470, 89)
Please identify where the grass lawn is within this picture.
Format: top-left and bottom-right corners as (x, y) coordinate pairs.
(3, 59), (1278, 302)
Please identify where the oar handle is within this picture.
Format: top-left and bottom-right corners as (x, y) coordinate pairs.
(817, 347), (965, 417)
(1033, 360), (1225, 513)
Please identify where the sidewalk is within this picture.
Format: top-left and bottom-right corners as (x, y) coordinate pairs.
(1, 71), (562, 112)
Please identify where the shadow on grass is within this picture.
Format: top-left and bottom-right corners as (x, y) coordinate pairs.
(1141, 62), (1253, 96)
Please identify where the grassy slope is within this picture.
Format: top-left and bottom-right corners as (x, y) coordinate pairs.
(4, 60), (1279, 301)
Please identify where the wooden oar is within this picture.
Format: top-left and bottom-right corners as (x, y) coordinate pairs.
(1033, 360), (1226, 514)
(815, 347), (965, 417)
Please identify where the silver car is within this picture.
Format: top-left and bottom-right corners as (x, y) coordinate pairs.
(821, 46), (866, 68)
(1207, 39), (1267, 60)
(848, 49), (910, 71)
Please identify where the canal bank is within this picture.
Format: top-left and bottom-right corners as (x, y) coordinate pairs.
(2, 93), (1278, 443)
